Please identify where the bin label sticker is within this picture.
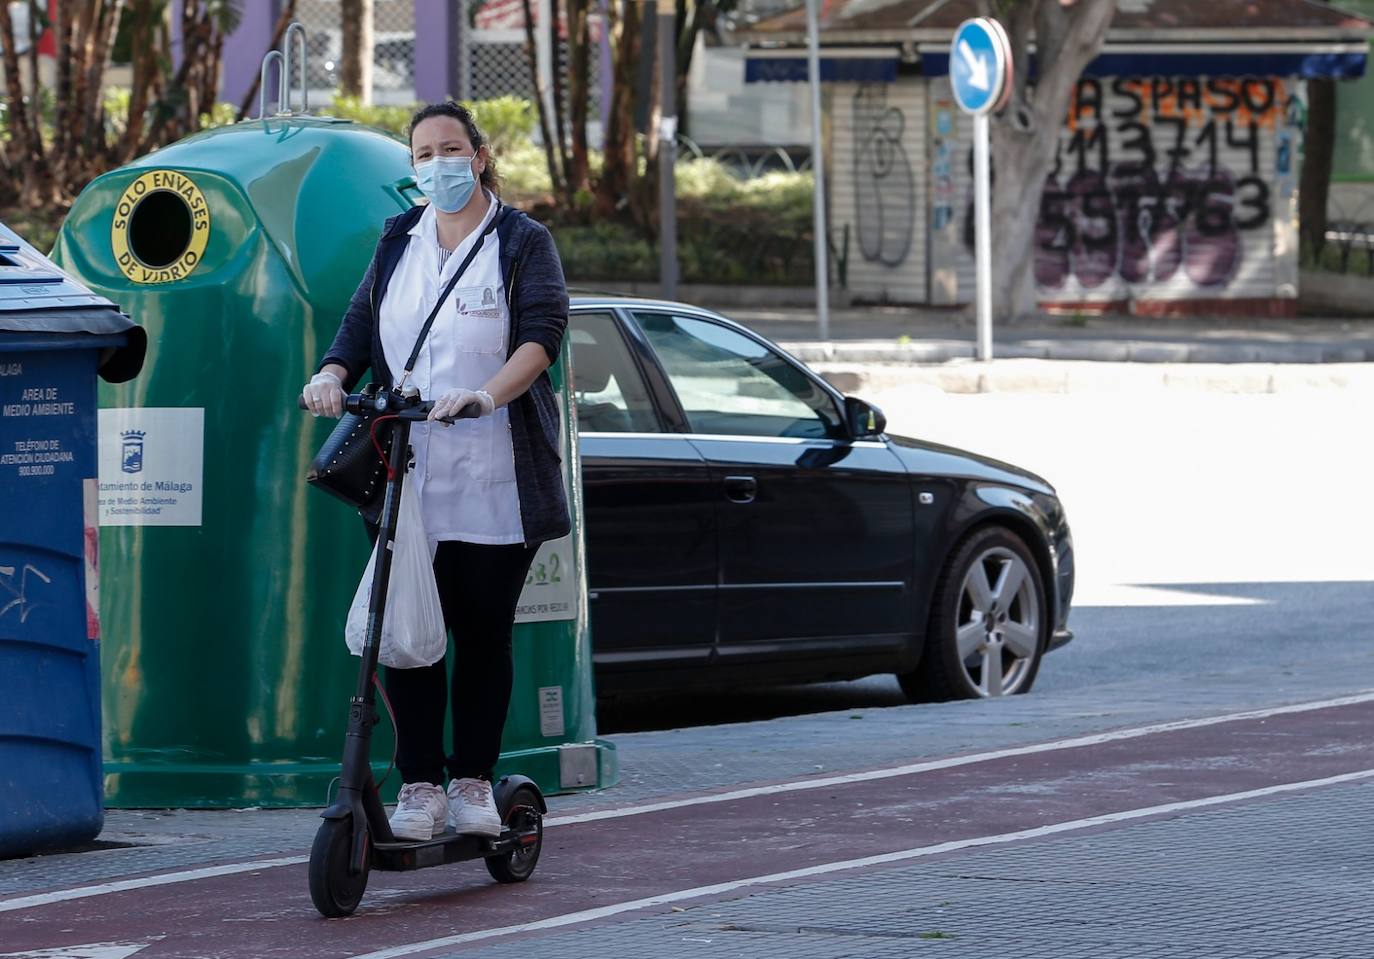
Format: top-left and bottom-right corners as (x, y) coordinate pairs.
(515, 537), (577, 624)
(514, 394), (578, 625)
(538, 686), (565, 738)
(111, 170), (211, 285)
(0, 359), (82, 480)
(98, 408), (204, 526)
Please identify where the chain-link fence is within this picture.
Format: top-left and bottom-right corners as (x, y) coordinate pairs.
(296, 0), (417, 105)
(290, 1), (601, 121)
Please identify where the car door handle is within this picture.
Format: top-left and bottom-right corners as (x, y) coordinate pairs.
(723, 475), (757, 504)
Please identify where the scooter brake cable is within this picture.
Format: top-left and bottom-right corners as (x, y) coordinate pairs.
(372, 671), (399, 789)
(368, 414), (402, 481)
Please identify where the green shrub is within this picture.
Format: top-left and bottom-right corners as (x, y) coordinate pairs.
(328, 95), (413, 137)
(549, 159), (816, 285)
(327, 94), (536, 154)
(465, 95), (536, 154)
(497, 140), (553, 196)
(557, 222), (658, 283)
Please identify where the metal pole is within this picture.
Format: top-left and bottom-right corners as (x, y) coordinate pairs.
(658, 0), (678, 300)
(803, 0), (830, 341)
(457, 0), (472, 101)
(973, 111), (993, 362)
(536, 0), (555, 129)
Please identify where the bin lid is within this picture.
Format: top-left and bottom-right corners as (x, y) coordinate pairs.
(0, 220), (146, 382)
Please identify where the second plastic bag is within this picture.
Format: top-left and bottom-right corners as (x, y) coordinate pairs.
(345, 477), (446, 668)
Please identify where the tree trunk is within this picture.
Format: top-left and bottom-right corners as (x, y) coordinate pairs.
(565, 0), (591, 193)
(674, 0), (707, 139)
(989, 0), (1117, 321)
(596, 0), (641, 217)
(120, 0), (159, 162)
(0, 1), (52, 206)
(25, 0), (41, 94)
(1300, 77), (1335, 259)
(339, 0), (374, 102)
(522, 0), (565, 197)
(549, 0), (572, 202)
(50, 0), (73, 185)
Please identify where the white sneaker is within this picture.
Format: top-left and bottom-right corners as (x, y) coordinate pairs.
(389, 782), (448, 841)
(446, 777), (502, 837)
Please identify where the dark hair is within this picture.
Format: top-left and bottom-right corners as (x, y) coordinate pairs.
(408, 101), (500, 195)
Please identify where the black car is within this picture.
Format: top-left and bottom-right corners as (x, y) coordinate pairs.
(568, 298), (1074, 701)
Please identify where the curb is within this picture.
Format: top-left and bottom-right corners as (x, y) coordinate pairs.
(811, 359), (1374, 395)
(780, 339), (1374, 365)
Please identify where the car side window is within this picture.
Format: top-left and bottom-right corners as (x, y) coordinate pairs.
(569, 312), (661, 433)
(632, 312), (843, 439)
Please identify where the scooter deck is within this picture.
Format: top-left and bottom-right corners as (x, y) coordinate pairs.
(372, 828), (531, 871)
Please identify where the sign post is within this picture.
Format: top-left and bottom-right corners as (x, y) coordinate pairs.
(950, 18), (1011, 362)
(804, 0), (830, 341)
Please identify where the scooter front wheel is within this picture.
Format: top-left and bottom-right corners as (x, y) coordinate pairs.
(485, 786), (543, 883)
(309, 817), (370, 917)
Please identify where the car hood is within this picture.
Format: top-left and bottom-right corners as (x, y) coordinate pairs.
(884, 433), (1055, 495)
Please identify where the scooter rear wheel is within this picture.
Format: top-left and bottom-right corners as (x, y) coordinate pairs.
(309, 817), (370, 917)
(485, 786), (543, 883)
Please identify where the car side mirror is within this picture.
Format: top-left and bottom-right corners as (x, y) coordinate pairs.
(844, 396), (886, 438)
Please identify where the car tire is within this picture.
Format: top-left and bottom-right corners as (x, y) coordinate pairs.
(899, 525), (1048, 702)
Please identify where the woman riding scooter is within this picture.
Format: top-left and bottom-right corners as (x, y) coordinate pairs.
(301, 101), (570, 840)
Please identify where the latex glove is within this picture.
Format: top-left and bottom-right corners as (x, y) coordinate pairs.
(429, 388), (495, 424)
(302, 370), (345, 418)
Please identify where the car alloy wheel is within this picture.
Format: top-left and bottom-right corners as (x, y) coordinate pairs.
(899, 525), (1048, 702)
(955, 546), (1041, 696)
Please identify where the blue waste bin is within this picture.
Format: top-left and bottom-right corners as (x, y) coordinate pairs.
(0, 222), (145, 857)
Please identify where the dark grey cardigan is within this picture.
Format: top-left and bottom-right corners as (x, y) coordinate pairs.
(319, 202), (571, 546)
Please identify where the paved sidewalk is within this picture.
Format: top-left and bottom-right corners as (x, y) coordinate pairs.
(4, 636), (1369, 899)
(722, 306), (1374, 365)
(453, 781), (1373, 959)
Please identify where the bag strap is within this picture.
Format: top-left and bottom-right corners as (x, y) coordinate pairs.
(398, 212), (501, 387)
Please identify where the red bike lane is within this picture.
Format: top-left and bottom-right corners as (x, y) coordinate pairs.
(3, 699), (1371, 959)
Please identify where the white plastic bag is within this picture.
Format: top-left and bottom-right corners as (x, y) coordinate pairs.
(345, 478), (446, 669)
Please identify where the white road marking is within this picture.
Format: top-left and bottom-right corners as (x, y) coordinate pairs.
(0, 940), (159, 959)
(2, 689), (1371, 914)
(347, 767), (1374, 959)
(0, 857), (307, 914)
(547, 688), (1374, 826)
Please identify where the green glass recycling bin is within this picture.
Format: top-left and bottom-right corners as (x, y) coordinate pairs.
(51, 116), (614, 807)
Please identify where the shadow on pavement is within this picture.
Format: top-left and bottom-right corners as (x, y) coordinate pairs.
(597, 580), (1374, 734)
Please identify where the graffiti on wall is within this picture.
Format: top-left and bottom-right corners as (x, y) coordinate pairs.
(1029, 77), (1297, 292)
(853, 84), (916, 266)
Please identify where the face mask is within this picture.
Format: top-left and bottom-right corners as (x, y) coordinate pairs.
(415, 155), (477, 213)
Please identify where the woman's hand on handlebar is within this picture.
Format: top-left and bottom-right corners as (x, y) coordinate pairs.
(302, 368), (346, 418)
(429, 388), (495, 425)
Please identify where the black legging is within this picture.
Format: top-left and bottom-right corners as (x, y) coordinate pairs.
(382, 539), (539, 785)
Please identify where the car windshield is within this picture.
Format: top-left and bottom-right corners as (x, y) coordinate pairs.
(634, 312), (843, 439)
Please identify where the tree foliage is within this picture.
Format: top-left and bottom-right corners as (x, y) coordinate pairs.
(0, 0), (242, 210)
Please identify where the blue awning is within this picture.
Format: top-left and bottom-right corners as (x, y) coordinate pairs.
(745, 54), (899, 84)
(920, 48), (1367, 81)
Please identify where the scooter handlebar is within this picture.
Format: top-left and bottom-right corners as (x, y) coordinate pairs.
(297, 393), (482, 423)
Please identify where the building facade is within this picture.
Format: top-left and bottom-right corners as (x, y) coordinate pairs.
(739, 0), (1371, 315)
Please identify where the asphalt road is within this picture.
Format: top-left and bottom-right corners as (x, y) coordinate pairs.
(600, 387), (1374, 732)
(5, 382), (1372, 959)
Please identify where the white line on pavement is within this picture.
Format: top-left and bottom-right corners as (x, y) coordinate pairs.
(0, 857), (308, 914)
(347, 767), (1374, 959)
(2, 688), (1371, 914)
(547, 688), (1374, 826)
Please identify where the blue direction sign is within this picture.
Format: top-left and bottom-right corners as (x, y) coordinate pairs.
(950, 17), (1010, 116)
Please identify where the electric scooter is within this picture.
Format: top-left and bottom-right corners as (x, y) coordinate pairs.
(300, 384), (546, 918)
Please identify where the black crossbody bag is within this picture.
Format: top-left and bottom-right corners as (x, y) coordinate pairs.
(306, 216), (499, 511)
